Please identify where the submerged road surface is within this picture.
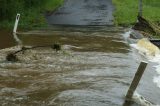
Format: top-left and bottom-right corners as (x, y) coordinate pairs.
(46, 0), (114, 25)
(0, 26), (160, 105)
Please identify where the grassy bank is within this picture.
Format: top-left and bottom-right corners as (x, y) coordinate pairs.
(0, 0), (63, 29)
(112, 0), (160, 26)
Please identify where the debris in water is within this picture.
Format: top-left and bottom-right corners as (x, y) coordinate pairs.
(21, 46), (28, 54)
(51, 43), (61, 51)
(133, 16), (160, 38)
(6, 53), (18, 62)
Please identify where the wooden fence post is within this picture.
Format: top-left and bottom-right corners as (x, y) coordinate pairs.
(125, 61), (148, 100)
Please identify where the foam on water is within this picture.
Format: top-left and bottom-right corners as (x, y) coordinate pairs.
(122, 30), (131, 39)
(150, 55), (160, 89)
(130, 35), (160, 88)
(130, 39), (160, 88)
(154, 65), (160, 74)
(123, 31), (160, 106)
(133, 92), (155, 106)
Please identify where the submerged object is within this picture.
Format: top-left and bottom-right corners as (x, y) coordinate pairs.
(6, 53), (18, 62)
(51, 44), (61, 51)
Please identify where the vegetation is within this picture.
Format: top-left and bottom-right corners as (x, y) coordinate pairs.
(0, 0), (63, 29)
(133, 16), (160, 38)
(112, 0), (160, 26)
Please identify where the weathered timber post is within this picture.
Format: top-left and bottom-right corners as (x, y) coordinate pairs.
(138, 0), (143, 16)
(125, 61), (148, 100)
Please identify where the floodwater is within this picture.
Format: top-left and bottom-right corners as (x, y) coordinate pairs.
(46, 0), (114, 25)
(0, 26), (160, 106)
(0, 30), (16, 49)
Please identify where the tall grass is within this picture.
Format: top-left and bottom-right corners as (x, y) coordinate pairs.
(45, 0), (63, 11)
(112, 0), (160, 26)
(0, 0), (64, 29)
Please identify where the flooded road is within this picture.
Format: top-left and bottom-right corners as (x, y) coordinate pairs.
(0, 26), (160, 106)
(46, 0), (114, 25)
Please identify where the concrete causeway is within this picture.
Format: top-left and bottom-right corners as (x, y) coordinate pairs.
(46, 0), (114, 25)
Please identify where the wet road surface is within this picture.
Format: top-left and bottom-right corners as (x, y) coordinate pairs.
(0, 27), (160, 106)
(1, 0), (160, 105)
(46, 0), (114, 25)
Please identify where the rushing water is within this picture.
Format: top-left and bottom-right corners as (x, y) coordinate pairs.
(0, 26), (159, 106)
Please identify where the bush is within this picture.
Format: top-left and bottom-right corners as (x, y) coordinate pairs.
(0, 0), (63, 29)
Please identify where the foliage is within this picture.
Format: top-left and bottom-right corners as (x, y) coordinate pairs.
(112, 0), (160, 26)
(0, 0), (63, 29)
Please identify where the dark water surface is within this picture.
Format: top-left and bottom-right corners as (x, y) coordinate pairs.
(0, 26), (159, 106)
(0, 30), (16, 49)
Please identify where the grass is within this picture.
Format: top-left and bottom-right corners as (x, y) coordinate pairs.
(20, 0), (64, 29)
(112, 0), (160, 26)
(0, 0), (64, 30)
(44, 0), (64, 11)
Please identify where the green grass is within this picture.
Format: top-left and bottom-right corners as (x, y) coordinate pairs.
(44, 0), (64, 11)
(20, 0), (64, 29)
(0, 0), (64, 30)
(112, 0), (160, 26)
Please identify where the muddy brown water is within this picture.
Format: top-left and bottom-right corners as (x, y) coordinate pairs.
(0, 26), (160, 106)
(0, 30), (16, 49)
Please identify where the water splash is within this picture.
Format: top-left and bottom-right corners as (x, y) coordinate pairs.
(150, 56), (160, 89)
(122, 30), (131, 40)
(122, 30), (139, 44)
(123, 31), (160, 106)
(123, 30), (160, 106)
(128, 31), (160, 90)
(133, 92), (155, 106)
